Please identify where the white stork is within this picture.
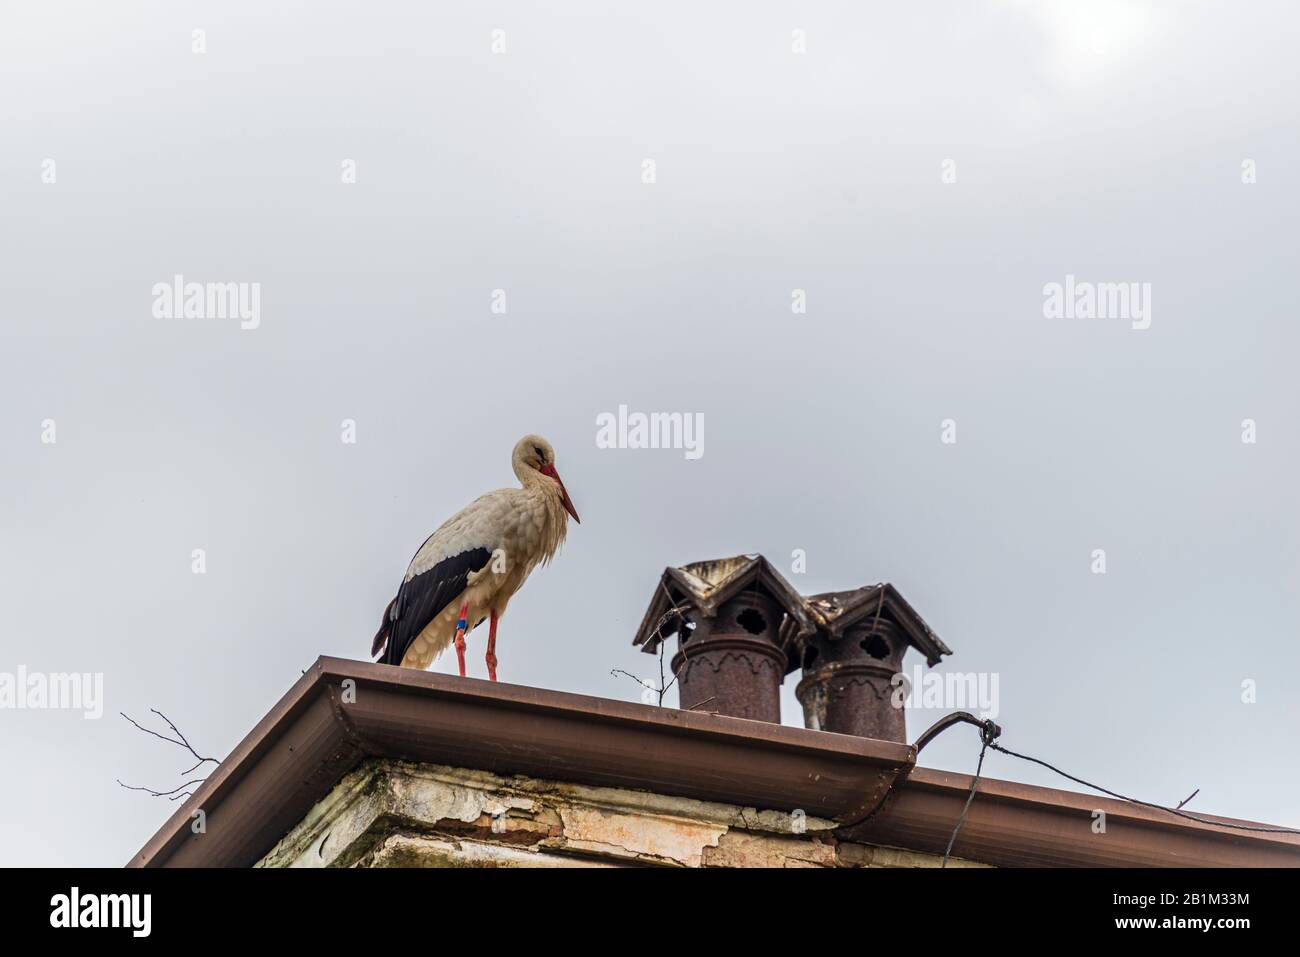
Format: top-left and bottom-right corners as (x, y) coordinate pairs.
(371, 434), (580, 681)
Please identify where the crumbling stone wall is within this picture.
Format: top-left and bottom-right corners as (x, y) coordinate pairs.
(258, 759), (986, 868)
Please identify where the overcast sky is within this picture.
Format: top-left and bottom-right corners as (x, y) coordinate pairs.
(2, 1), (1297, 866)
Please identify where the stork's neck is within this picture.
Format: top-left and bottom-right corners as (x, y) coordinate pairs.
(514, 460), (546, 489)
(517, 463), (566, 517)
(513, 462), (570, 561)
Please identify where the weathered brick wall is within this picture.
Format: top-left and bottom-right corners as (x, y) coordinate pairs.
(258, 759), (987, 868)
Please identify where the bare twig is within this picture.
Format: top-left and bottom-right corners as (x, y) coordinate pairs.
(118, 709), (220, 800)
(610, 668), (653, 690)
(612, 584), (692, 706)
(1176, 788), (1200, 810)
(650, 582), (692, 645)
(115, 779), (206, 801)
(120, 710), (218, 771)
(612, 634), (686, 706)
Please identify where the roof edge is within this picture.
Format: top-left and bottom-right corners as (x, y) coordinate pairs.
(130, 657), (915, 867)
(130, 657), (1298, 869)
(843, 765), (1299, 867)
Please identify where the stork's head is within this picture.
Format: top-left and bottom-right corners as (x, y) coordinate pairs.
(513, 434), (580, 524)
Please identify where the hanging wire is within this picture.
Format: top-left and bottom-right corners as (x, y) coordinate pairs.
(920, 713), (1300, 861)
(941, 718), (997, 866)
(986, 740), (1300, 835)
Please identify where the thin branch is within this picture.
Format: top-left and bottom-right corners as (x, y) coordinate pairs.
(610, 668), (653, 690)
(118, 711), (186, 749)
(613, 584), (693, 707)
(119, 709), (218, 772)
(118, 709), (220, 802)
(611, 633), (687, 708)
(115, 778), (207, 801)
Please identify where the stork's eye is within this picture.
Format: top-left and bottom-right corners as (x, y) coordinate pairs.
(534, 446), (546, 464)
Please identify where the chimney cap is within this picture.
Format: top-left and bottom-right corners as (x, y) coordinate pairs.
(632, 554), (816, 654)
(781, 583), (953, 667)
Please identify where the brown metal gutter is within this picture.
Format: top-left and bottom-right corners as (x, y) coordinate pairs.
(130, 657), (1299, 868)
(841, 766), (1300, 867)
(130, 657), (915, 867)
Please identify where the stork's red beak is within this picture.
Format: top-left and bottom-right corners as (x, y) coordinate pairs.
(541, 463), (581, 524)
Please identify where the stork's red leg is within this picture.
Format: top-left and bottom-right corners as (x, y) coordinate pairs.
(453, 601), (469, 677)
(485, 611), (499, 682)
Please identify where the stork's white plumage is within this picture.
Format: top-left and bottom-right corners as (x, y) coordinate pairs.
(371, 434), (580, 680)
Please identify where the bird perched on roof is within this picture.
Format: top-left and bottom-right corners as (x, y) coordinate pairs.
(371, 434), (580, 681)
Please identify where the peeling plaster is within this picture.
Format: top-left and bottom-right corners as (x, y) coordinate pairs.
(258, 758), (981, 869)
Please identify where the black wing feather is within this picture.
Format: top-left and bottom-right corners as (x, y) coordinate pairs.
(377, 547), (492, 666)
